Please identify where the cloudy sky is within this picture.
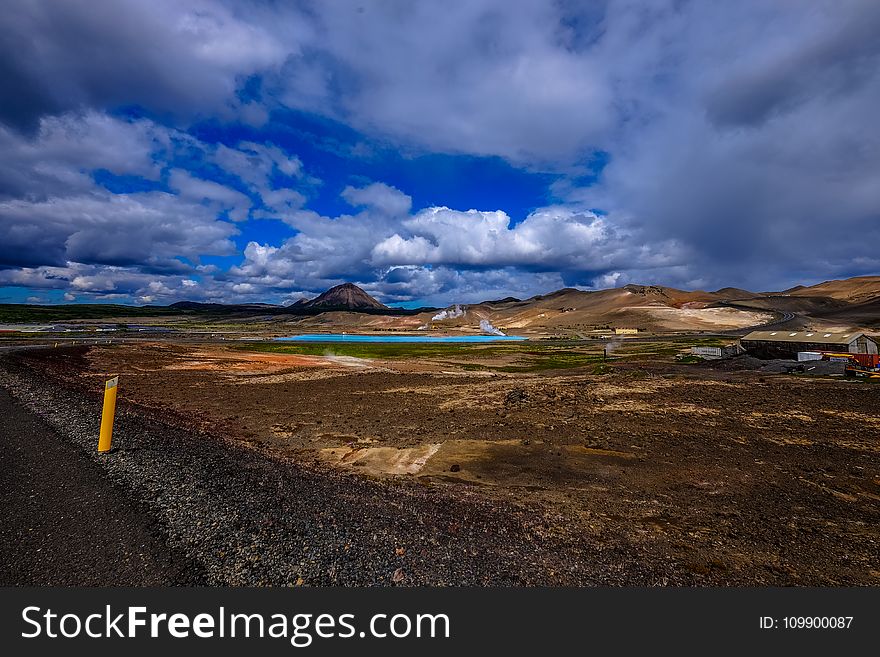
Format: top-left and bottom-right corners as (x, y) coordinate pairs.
(1, 0), (878, 306)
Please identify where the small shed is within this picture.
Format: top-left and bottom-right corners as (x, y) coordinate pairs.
(740, 330), (879, 359)
(691, 344), (742, 359)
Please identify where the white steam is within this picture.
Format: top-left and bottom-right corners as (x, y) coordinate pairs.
(479, 319), (506, 336)
(432, 304), (466, 321)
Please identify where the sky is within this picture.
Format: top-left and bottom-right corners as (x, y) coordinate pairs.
(0, 0), (878, 307)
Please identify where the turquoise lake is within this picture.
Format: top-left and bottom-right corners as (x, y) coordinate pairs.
(275, 333), (527, 343)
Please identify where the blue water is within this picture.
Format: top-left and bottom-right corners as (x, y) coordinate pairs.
(275, 333), (527, 343)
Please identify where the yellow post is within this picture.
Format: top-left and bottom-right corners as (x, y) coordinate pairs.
(98, 375), (119, 453)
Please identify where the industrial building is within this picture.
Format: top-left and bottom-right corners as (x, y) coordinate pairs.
(740, 330), (879, 359)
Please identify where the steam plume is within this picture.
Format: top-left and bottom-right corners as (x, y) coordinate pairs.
(479, 319), (506, 336)
(432, 304), (465, 321)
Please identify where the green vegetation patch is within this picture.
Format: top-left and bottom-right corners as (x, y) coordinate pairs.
(236, 341), (615, 374)
(235, 337), (732, 371)
(494, 351), (606, 372)
(234, 341), (509, 360)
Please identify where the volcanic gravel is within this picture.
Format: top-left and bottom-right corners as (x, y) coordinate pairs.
(0, 351), (690, 586)
(0, 387), (197, 586)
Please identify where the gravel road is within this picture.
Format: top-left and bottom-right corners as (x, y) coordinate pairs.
(0, 351), (685, 586)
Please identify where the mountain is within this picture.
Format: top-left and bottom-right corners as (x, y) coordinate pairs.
(298, 283), (388, 311)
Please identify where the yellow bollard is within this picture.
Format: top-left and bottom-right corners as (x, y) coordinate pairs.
(98, 375), (119, 453)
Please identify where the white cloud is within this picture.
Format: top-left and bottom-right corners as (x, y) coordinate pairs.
(371, 205), (682, 272)
(223, 184), (688, 304)
(0, 110), (240, 299)
(168, 168), (252, 221)
(0, 111), (168, 199)
(0, 191), (237, 269)
(208, 141), (307, 215)
(342, 182), (412, 216)
(213, 141), (302, 185)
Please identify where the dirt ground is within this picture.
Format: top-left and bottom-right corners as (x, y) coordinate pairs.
(14, 341), (880, 585)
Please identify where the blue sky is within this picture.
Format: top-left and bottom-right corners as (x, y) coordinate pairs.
(0, 1), (878, 306)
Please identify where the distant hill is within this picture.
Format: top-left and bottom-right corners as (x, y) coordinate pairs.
(712, 287), (756, 300)
(785, 276), (880, 304)
(481, 296), (522, 305)
(409, 284), (775, 333)
(295, 283), (388, 311)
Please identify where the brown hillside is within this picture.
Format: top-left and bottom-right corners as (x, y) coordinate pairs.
(786, 276), (880, 303)
(460, 285), (770, 333)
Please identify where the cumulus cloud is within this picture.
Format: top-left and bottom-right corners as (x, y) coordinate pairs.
(278, 1), (880, 289)
(370, 206), (656, 271)
(342, 182), (412, 216)
(0, 105), (328, 304)
(206, 141), (308, 216)
(0, 111), (168, 199)
(0, 110), (242, 303)
(168, 169), (252, 222)
(222, 182), (686, 304)
(0, 191), (237, 269)
(212, 141), (302, 187)
(366, 266), (572, 306)
(268, 2), (614, 164)
(0, 112), (240, 270)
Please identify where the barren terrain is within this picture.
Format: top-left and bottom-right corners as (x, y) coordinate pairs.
(4, 339), (878, 585)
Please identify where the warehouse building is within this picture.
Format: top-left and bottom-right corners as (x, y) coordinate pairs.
(740, 330), (879, 359)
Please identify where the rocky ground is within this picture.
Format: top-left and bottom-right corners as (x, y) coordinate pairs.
(0, 349), (688, 586)
(1, 343), (878, 586)
(0, 387), (197, 586)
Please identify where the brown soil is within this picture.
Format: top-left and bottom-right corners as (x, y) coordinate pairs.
(13, 342), (880, 585)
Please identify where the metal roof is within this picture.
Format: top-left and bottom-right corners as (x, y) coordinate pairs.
(741, 330), (873, 345)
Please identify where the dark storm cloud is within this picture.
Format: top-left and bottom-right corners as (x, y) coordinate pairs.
(705, 0), (880, 127)
(0, 0), (286, 130)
